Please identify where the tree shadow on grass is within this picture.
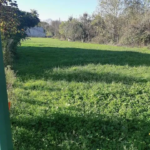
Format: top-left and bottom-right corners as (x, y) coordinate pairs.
(14, 46), (150, 83)
(12, 113), (150, 150)
(48, 70), (148, 84)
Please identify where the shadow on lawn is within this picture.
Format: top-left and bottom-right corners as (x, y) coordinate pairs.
(48, 70), (148, 84)
(12, 113), (150, 150)
(14, 46), (150, 83)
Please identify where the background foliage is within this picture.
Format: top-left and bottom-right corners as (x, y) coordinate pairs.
(38, 0), (150, 47)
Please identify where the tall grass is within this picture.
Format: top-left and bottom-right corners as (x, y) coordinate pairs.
(5, 66), (16, 102)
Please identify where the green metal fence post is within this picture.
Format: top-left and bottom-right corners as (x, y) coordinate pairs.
(0, 33), (13, 150)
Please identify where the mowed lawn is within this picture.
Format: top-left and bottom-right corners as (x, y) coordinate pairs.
(12, 38), (150, 150)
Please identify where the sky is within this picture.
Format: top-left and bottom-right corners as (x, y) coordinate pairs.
(17, 0), (98, 21)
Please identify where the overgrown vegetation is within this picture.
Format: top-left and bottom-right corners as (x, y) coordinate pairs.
(12, 38), (150, 150)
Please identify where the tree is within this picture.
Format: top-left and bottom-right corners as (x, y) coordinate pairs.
(99, 0), (124, 17)
(119, 0), (150, 45)
(30, 9), (39, 17)
(7, 9), (40, 56)
(98, 0), (124, 43)
(39, 20), (61, 37)
(59, 18), (83, 41)
(38, 22), (50, 36)
(91, 14), (107, 43)
(59, 21), (68, 39)
(80, 13), (93, 42)
(0, 0), (18, 37)
(17, 9), (40, 31)
(0, 1), (40, 65)
(50, 20), (61, 37)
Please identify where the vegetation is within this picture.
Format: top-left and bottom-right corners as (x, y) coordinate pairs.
(5, 66), (16, 102)
(0, 0), (18, 37)
(38, 20), (61, 37)
(1, 0), (150, 149)
(0, 0), (39, 103)
(39, 0), (150, 47)
(0, 0), (40, 66)
(12, 38), (150, 150)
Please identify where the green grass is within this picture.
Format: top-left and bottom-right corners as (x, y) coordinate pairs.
(12, 38), (150, 150)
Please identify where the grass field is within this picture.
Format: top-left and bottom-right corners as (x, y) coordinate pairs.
(12, 38), (150, 150)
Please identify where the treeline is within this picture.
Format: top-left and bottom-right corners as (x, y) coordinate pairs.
(39, 0), (150, 47)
